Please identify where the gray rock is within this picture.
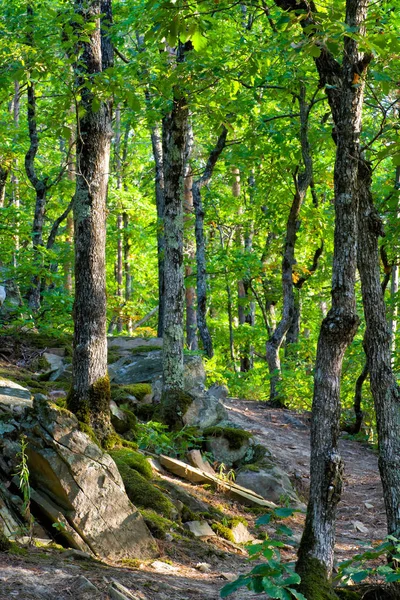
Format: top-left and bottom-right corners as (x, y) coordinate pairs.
(109, 580), (142, 600)
(74, 576), (99, 593)
(182, 389), (228, 429)
(184, 521), (216, 538)
(0, 379), (32, 415)
(108, 336), (163, 352)
(208, 383), (229, 401)
(110, 400), (131, 433)
(230, 522), (254, 544)
(23, 397), (157, 560)
(43, 352), (64, 374)
(158, 479), (209, 515)
(205, 434), (253, 468)
(235, 462), (303, 507)
(186, 449), (216, 476)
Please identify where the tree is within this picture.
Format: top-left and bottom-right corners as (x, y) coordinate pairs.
(67, 0), (114, 441)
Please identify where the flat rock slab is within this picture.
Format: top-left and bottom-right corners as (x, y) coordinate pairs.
(231, 522), (254, 544)
(107, 337), (163, 351)
(0, 379), (32, 413)
(185, 521), (216, 538)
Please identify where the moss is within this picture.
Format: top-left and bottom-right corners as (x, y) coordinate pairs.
(109, 448), (152, 480)
(296, 555), (340, 600)
(115, 461), (175, 517)
(0, 530), (11, 552)
(130, 345), (162, 355)
(102, 432), (122, 451)
(111, 383), (151, 403)
(181, 505), (198, 523)
(134, 403), (157, 421)
(111, 406), (138, 437)
(67, 375), (111, 439)
(159, 389), (193, 429)
(228, 516), (248, 528)
(203, 426), (252, 450)
(140, 509), (177, 539)
(78, 422), (100, 446)
(242, 463), (261, 472)
(211, 523), (235, 543)
(8, 542), (28, 556)
(335, 591), (361, 599)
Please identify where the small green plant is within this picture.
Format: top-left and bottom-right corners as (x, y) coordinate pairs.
(216, 463), (236, 489)
(52, 521), (67, 533)
(137, 421), (203, 458)
(220, 507), (306, 599)
(14, 435), (34, 541)
(336, 535), (400, 585)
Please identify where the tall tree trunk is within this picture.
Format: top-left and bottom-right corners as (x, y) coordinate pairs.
(294, 1), (370, 593)
(65, 117), (75, 295)
(239, 173), (255, 372)
(265, 85), (314, 407)
(184, 166), (198, 350)
(115, 105), (123, 333)
(123, 211), (132, 333)
(0, 167), (7, 208)
(151, 123), (165, 338)
(12, 80), (20, 269)
(67, 0), (113, 441)
(160, 42), (191, 425)
(192, 126), (228, 358)
(357, 161), (400, 538)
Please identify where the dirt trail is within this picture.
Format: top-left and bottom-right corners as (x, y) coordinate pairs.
(0, 399), (388, 599)
(225, 399), (387, 561)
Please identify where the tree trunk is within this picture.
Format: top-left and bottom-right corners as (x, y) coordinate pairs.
(11, 80), (20, 269)
(184, 166), (198, 350)
(160, 42), (191, 425)
(192, 126), (228, 358)
(285, 292), (300, 346)
(357, 160), (400, 537)
(0, 167), (7, 208)
(67, 0), (113, 442)
(151, 123), (165, 338)
(295, 1), (369, 593)
(266, 85), (314, 407)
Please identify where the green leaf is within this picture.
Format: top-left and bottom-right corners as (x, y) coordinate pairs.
(256, 513), (272, 526)
(309, 45), (321, 58)
(274, 508), (295, 518)
(91, 96), (101, 113)
(191, 30), (207, 52)
(350, 570), (369, 583)
(288, 589), (308, 600)
(220, 576), (250, 597)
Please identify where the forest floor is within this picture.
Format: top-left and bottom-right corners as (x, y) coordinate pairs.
(0, 390), (387, 600)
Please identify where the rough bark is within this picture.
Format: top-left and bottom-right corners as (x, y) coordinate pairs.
(294, 0), (370, 593)
(67, 0), (113, 441)
(239, 173), (255, 372)
(357, 160), (400, 537)
(192, 126), (228, 358)
(265, 85), (315, 406)
(151, 123), (165, 338)
(0, 167), (7, 208)
(184, 166), (198, 350)
(160, 42), (191, 416)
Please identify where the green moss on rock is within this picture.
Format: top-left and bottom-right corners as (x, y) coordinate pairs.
(115, 461), (175, 518)
(78, 422), (100, 446)
(203, 426), (252, 450)
(109, 448), (152, 480)
(0, 530), (11, 552)
(296, 556), (340, 600)
(228, 516), (248, 528)
(140, 509), (177, 539)
(111, 383), (151, 403)
(134, 403), (157, 421)
(211, 523), (235, 543)
(159, 389), (193, 429)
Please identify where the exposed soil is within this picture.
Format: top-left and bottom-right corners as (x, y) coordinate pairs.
(0, 397), (388, 600)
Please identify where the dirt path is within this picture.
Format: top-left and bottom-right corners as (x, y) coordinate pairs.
(225, 399), (387, 562)
(0, 400), (388, 599)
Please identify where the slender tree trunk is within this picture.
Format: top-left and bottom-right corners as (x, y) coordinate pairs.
(65, 118), (75, 295)
(184, 166), (198, 350)
(389, 264), (398, 356)
(151, 123), (165, 338)
(239, 173), (255, 372)
(0, 167), (7, 208)
(123, 212), (132, 333)
(115, 106), (123, 333)
(285, 291), (300, 346)
(12, 80), (20, 269)
(192, 126), (227, 358)
(295, 1), (369, 593)
(266, 85), (314, 407)
(67, 0), (113, 441)
(160, 42), (191, 424)
(357, 161), (400, 537)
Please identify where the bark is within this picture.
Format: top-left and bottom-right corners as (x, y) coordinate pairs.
(192, 126), (228, 358)
(184, 166), (198, 350)
(0, 167), (7, 208)
(161, 41), (191, 410)
(294, 0), (370, 593)
(115, 106), (123, 333)
(123, 211), (132, 333)
(67, 0), (113, 441)
(11, 80), (20, 269)
(265, 85), (315, 407)
(151, 123), (165, 337)
(239, 173), (255, 372)
(357, 161), (400, 537)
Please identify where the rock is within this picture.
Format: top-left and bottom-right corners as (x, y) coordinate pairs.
(73, 576), (99, 593)
(158, 478), (209, 514)
(184, 521), (216, 538)
(195, 562), (211, 573)
(151, 560), (179, 572)
(110, 400), (131, 434)
(187, 449), (216, 475)
(48, 390), (67, 400)
(0, 379), (32, 415)
(353, 521), (369, 533)
(182, 389), (228, 429)
(230, 522), (254, 544)
(43, 352), (64, 374)
(235, 462), (303, 507)
(109, 580), (142, 600)
(220, 572), (237, 582)
(63, 549), (93, 560)
(0, 485), (23, 538)
(23, 397), (156, 560)
(208, 384), (229, 401)
(108, 337), (163, 352)
(204, 433), (252, 468)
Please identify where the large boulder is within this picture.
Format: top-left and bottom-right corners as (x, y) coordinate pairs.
(0, 379), (32, 417)
(235, 461), (304, 508)
(0, 396), (156, 560)
(182, 389), (228, 429)
(204, 426), (254, 467)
